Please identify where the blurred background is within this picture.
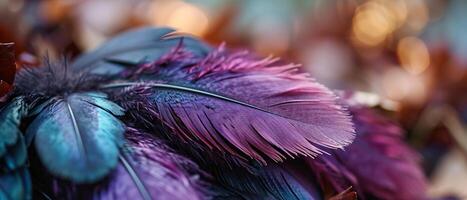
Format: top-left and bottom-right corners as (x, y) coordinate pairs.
(0, 0), (466, 198)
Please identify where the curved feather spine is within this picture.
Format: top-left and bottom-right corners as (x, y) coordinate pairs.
(118, 154), (152, 200)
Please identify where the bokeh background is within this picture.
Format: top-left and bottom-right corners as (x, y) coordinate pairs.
(1, 0), (466, 198)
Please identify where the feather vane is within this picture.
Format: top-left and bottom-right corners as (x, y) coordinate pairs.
(26, 92), (125, 183)
(111, 45), (355, 164)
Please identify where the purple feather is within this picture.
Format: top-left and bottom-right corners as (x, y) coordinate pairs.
(308, 103), (427, 200)
(111, 44), (355, 165)
(31, 128), (208, 200)
(94, 127), (207, 200)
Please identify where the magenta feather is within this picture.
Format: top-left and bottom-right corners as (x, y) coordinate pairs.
(307, 104), (427, 200)
(111, 44), (355, 165)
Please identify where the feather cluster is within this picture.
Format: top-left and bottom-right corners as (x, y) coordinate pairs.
(307, 104), (427, 200)
(0, 27), (428, 200)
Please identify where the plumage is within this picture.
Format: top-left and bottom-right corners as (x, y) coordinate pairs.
(71, 27), (210, 75)
(109, 44), (355, 165)
(213, 164), (321, 200)
(339, 106), (426, 200)
(0, 167), (32, 200)
(94, 128), (207, 200)
(14, 58), (105, 100)
(26, 92), (125, 183)
(0, 27), (429, 200)
(0, 97), (27, 158)
(307, 104), (427, 200)
(1, 134), (27, 173)
(0, 98), (32, 199)
(29, 128), (208, 200)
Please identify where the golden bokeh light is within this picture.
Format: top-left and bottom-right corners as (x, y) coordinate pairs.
(352, 2), (395, 46)
(397, 37), (430, 75)
(150, 0), (209, 36)
(352, 0), (407, 47)
(405, 0), (429, 32)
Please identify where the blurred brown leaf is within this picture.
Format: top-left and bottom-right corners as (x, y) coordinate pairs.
(0, 42), (16, 98)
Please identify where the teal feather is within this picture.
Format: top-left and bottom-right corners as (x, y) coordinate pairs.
(0, 97), (28, 157)
(1, 134), (27, 172)
(0, 97), (32, 199)
(0, 167), (32, 200)
(26, 92), (125, 183)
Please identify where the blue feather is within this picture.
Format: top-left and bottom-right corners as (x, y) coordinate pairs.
(0, 97), (28, 172)
(1, 134), (27, 173)
(0, 97), (28, 157)
(0, 167), (32, 200)
(71, 27), (211, 75)
(215, 165), (321, 200)
(0, 97), (32, 199)
(26, 92), (125, 183)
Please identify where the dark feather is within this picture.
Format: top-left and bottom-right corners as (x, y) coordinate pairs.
(14, 58), (105, 101)
(71, 27), (211, 75)
(0, 97), (27, 158)
(1, 134), (27, 173)
(0, 167), (32, 200)
(0, 98), (32, 199)
(109, 45), (355, 165)
(212, 163), (321, 200)
(26, 92), (125, 183)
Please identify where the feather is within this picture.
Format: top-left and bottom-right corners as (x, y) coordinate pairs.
(0, 97), (32, 199)
(71, 27), (211, 75)
(1, 134), (27, 173)
(14, 58), (105, 100)
(212, 163), (321, 200)
(29, 128), (208, 200)
(26, 92), (125, 183)
(336, 106), (426, 200)
(108, 45), (355, 165)
(0, 167), (32, 200)
(0, 97), (27, 158)
(307, 105), (426, 200)
(94, 128), (207, 200)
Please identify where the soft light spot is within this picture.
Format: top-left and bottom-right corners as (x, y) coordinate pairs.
(150, 1), (209, 36)
(397, 37), (430, 75)
(351, 0), (405, 47)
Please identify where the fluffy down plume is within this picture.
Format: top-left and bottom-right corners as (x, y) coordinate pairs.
(109, 43), (355, 166)
(14, 58), (104, 101)
(308, 104), (427, 200)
